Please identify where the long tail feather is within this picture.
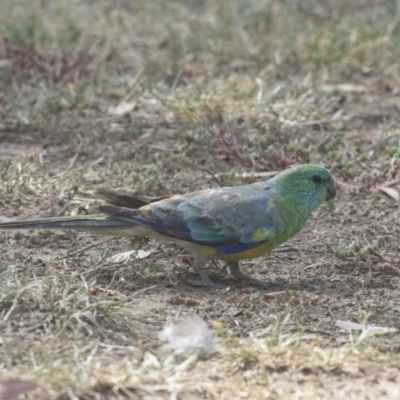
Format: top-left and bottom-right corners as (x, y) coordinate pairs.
(0, 189), (171, 237)
(0, 215), (132, 231)
(93, 188), (168, 209)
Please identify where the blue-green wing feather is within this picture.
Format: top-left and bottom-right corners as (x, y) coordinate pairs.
(101, 185), (279, 255)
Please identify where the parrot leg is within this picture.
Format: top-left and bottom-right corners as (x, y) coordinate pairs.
(187, 254), (227, 288)
(224, 261), (282, 287)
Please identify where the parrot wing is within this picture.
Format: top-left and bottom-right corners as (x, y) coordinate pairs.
(99, 185), (280, 255)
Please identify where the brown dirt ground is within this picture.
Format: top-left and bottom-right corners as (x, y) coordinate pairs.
(2, 2), (400, 394)
(1, 115), (400, 398)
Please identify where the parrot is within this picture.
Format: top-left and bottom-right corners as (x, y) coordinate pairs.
(0, 164), (336, 288)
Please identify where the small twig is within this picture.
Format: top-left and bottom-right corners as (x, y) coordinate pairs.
(25, 321), (47, 332)
(262, 290), (287, 297)
(56, 238), (112, 261)
(130, 284), (159, 297)
(196, 165), (222, 186)
(369, 249), (400, 275)
(106, 270), (118, 289)
(60, 138), (84, 177)
(369, 249), (392, 263)
(211, 171), (279, 181)
(56, 201), (72, 216)
(171, 69), (182, 91)
(99, 343), (136, 351)
(121, 68), (144, 103)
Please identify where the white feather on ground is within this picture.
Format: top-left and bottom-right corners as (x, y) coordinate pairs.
(159, 314), (220, 357)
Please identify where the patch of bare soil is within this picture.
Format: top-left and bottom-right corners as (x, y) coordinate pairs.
(1, 121), (400, 398)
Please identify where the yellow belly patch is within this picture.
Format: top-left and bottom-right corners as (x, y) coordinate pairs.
(196, 241), (274, 262)
(173, 236), (275, 262)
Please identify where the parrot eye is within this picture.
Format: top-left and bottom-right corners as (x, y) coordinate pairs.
(311, 175), (322, 184)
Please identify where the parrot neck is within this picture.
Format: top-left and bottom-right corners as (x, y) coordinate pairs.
(270, 176), (324, 218)
(268, 182), (320, 242)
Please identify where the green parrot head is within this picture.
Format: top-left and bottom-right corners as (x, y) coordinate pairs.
(270, 164), (336, 215)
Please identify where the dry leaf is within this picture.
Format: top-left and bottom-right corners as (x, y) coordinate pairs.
(108, 249), (152, 263)
(370, 180), (399, 201)
(376, 186), (399, 201)
(108, 101), (136, 116)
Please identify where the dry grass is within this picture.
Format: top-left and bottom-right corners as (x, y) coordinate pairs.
(1, 0), (400, 399)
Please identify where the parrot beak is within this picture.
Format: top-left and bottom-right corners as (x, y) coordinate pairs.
(326, 179), (336, 200)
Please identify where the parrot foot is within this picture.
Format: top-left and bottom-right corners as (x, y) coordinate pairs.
(224, 261), (283, 288)
(187, 253), (232, 289)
